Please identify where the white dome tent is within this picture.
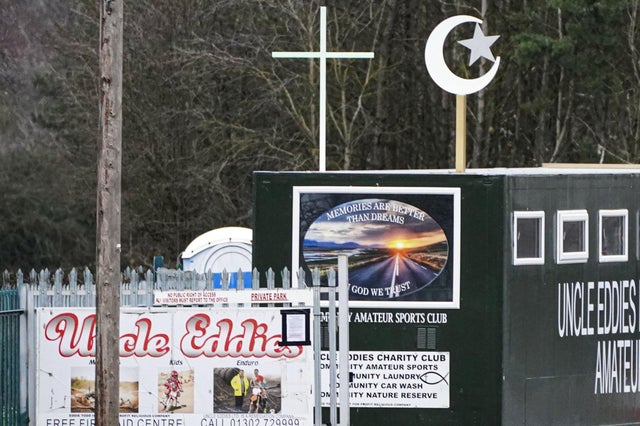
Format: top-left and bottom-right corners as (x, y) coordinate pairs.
(180, 226), (252, 288)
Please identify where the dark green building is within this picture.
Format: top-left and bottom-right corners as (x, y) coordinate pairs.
(252, 168), (640, 425)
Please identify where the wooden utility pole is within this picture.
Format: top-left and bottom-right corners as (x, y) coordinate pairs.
(96, 0), (123, 424)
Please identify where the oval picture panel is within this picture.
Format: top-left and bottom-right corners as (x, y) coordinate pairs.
(302, 198), (449, 300)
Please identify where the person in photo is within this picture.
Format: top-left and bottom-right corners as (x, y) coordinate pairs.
(230, 369), (250, 410)
(249, 369), (268, 413)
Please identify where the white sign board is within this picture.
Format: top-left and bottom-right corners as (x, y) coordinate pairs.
(153, 288), (313, 306)
(320, 350), (450, 408)
(36, 307), (313, 426)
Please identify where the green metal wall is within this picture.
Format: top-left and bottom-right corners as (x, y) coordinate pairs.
(252, 171), (504, 425)
(503, 173), (640, 425)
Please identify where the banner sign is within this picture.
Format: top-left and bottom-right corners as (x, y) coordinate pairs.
(36, 307), (313, 426)
(293, 186), (461, 309)
(320, 350), (450, 408)
(153, 288), (313, 306)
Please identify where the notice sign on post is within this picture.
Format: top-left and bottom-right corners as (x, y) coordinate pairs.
(320, 350), (450, 408)
(279, 309), (311, 346)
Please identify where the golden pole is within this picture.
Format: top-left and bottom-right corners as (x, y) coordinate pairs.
(455, 94), (466, 173)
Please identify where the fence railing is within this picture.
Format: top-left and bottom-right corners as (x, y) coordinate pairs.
(1, 266), (311, 309)
(0, 286), (23, 425)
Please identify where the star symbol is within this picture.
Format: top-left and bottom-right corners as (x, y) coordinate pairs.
(457, 24), (500, 66)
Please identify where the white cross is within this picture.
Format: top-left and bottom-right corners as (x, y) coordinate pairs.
(272, 6), (374, 172)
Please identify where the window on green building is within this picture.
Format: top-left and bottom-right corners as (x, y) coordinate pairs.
(557, 210), (589, 264)
(599, 209), (628, 262)
(513, 211), (545, 265)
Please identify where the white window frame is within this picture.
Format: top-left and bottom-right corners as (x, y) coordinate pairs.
(513, 211), (545, 265)
(636, 211), (640, 260)
(598, 209), (628, 263)
(556, 210), (589, 264)
(636, 210), (639, 261)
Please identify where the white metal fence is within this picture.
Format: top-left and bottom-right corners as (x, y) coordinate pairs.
(1, 266), (311, 308)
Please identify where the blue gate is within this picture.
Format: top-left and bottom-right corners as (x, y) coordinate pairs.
(0, 287), (26, 425)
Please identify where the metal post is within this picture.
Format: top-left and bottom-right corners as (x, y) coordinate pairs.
(311, 269), (322, 426)
(312, 269), (323, 426)
(19, 283), (28, 422)
(328, 268), (337, 425)
(318, 7), (327, 172)
(25, 281), (37, 424)
(337, 255), (350, 426)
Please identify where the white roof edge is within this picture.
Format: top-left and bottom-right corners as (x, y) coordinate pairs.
(182, 226), (252, 259)
(264, 166), (640, 176)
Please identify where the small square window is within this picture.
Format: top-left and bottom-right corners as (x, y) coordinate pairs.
(557, 210), (589, 264)
(636, 211), (639, 261)
(513, 211), (545, 265)
(599, 209), (628, 262)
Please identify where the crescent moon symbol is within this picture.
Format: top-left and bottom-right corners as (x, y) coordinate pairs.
(424, 15), (500, 95)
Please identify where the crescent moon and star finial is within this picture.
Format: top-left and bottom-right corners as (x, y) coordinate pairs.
(424, 15), (501, 95)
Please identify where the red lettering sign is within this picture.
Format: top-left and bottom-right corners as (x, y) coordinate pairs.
(44, 313), (170, 357)
(180, 313), (303, 358)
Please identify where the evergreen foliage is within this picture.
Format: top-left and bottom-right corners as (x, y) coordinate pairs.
(1, 0), (639, 268)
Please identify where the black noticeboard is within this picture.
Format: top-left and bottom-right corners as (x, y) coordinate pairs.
(253, 171), (503, 424)
(278, 308), (311, 346)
